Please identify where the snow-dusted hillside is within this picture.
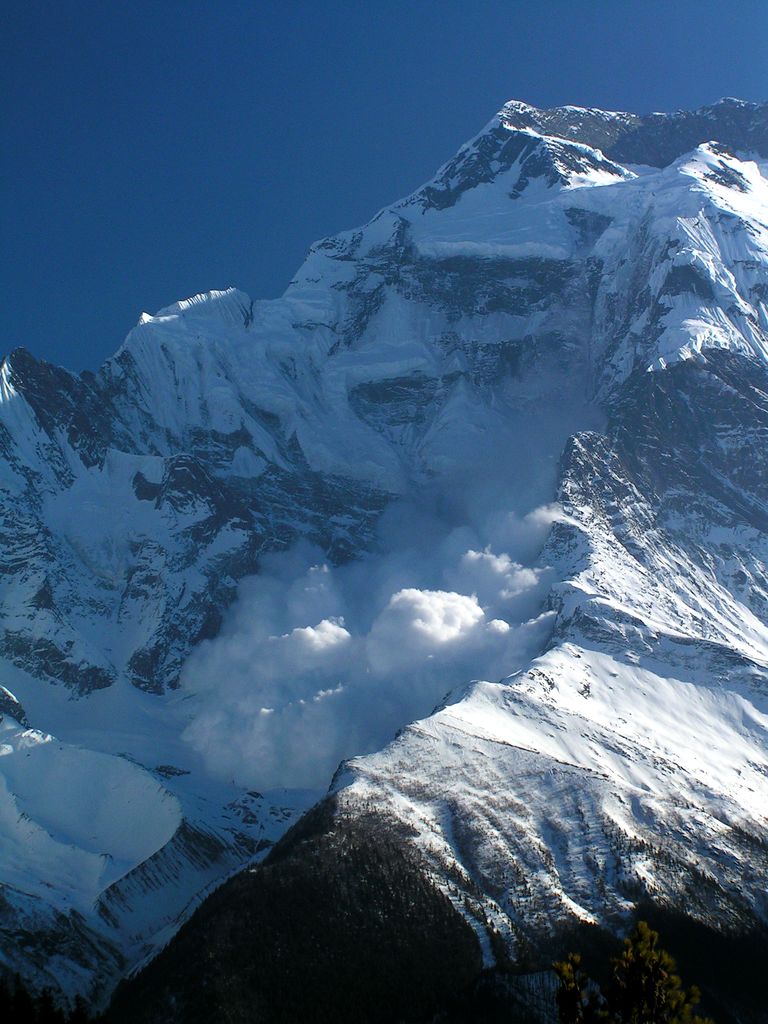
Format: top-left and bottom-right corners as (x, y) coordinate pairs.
(2, 97), (768, 1004)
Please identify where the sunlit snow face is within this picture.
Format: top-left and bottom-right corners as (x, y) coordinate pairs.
(181, 502), (562, 791)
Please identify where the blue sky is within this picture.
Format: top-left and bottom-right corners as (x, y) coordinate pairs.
(3, 0), (768, 371)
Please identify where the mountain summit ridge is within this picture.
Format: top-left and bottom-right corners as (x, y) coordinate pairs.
(496, 95), (768, 166)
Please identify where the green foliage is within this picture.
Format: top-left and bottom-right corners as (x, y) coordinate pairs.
(607, 920), (712, 1024)
(555, 922), (714, 1024)
(553, 952), (603, 1024)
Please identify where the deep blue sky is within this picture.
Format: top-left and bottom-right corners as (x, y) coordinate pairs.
(3, 1), (768, 371)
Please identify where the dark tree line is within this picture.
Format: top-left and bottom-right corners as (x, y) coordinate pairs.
(0, 975), (103, 1024)
(0, 906), (733, 1022)
(107, 800), (483, 1024)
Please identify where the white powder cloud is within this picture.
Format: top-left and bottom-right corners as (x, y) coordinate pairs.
(180, 500), (562, 790)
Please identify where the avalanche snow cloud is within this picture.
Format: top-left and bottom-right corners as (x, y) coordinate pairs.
(181, 501), (563, 790)
(181, 330), (599, 790)
(2, 97), (768, 1005)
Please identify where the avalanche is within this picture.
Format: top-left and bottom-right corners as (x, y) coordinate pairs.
(1, 96), (768, 1006)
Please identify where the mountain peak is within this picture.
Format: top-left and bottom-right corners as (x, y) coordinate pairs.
(146, 287), (254, 326)
(493, 96), (768, 167)
(710, 95), (760, 109)
(3, 94), (768, 1015)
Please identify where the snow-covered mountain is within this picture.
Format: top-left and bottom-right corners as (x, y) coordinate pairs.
(2, 97), (768, 1010)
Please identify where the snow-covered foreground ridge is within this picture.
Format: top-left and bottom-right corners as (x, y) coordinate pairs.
(2, 96), (768, 999)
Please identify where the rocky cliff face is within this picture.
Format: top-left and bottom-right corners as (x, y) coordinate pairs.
(2, 98), (768, 1010)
